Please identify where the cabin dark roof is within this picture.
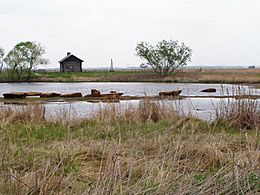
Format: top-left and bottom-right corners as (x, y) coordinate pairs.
(59, 54), (84, 63)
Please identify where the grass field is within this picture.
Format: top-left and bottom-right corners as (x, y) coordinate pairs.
(0, 100), (259, 194)
(2, 68), (260, 83)
(33, 68), (260, 83)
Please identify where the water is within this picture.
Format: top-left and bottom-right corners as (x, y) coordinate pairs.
(43, 98), (222, 121)
(0, 82), (259, 121)
(0, 82), (258, 97)
(0, 98), (220, 121)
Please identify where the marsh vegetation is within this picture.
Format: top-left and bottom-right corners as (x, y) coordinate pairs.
(0, 99), (259, 194)
(1, 68), (260, 84)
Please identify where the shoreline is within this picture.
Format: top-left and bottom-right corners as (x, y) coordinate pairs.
(1, 68), (260, 84)
(0, 79), (259, 84)
(1, 94), (260, 105)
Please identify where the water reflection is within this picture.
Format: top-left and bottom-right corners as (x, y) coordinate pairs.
(0, 98), (226, 121)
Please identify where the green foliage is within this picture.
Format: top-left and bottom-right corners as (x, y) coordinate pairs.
(4, 46), (26, 80)
(0, 47), (4, 58)
(64, 162), (80, 174)
(0, 47), (4, 73)
(4, 41), (49, 81)
(136, 40), (192, 76)
(248, 173), (260, 191)
(193, 173), (207, 186)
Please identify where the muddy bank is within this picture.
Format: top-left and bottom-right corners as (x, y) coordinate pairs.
(1, 94), (260, 105)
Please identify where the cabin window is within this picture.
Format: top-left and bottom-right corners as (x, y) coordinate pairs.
(66, 65), (74, 71)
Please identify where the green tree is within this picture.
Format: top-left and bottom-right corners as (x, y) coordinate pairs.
(4, 47), (26, 80)
(0, 47), (4, 73)
(136, 40), (192, 76)
(14, 41), (49, 81)
(4, 41), (49, 81)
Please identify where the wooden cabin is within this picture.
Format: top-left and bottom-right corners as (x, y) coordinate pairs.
(59, 52), (84, 72)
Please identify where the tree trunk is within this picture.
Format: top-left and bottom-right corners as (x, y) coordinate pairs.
(0, 64), (3, 74)
(11, 67), (16, 80)
(27, 68), (32, 82)
(0, 58), (3, 73)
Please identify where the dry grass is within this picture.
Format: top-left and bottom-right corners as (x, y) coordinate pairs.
(32, 68), (260, 83)
(0, 104), (45, 124)
(215, 87), (260, 130)
(216, 98), (260, 130)
(0, 101), (259, 194)
(166, 68), (260, 83)
(92, 100), (180, 124)
(2, 68), (260, 83)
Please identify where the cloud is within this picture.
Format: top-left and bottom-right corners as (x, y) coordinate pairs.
(0, 0), (259, 68)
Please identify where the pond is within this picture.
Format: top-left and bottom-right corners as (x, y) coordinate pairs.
(0, 82), (259, 121)
(0, 82), (258, 97)
(41, 98), (224, 121)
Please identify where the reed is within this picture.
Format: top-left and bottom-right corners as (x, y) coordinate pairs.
(0, 101), (259, 194)
(0, 104), (45, 124)
(92, 99), (181, 124)
(215, 87), (260, 130)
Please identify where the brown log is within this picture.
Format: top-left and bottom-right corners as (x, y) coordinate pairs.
(200, 88), (217, 93)
(24, 92), (42, 96)
(159, 90), (182, 96)
(60, 93), (83, 98)
(104, 93), (124, 100)
(3, 92), (26, 99)
(91, 89), (101, 97)
(40, 93), (61, 98)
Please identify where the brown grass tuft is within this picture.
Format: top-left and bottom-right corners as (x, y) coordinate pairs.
(0, 104), (45, 124)
(215, 98), (260, 130)
(92, 99), (181, 125)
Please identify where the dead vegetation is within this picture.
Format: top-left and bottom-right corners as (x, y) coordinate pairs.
(215, 87), (260, 130)
(0, 100), (259, 194)
(216, 98), (260, 130)
(0, 104), (45, 124)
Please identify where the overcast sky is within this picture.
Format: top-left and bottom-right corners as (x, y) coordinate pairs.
(1, 0), (260, 68)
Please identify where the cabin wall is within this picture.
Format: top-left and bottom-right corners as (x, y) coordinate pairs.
(59, 55), (83, 72)
(60, 60), (82, 72)
(60, 64), (64, 72)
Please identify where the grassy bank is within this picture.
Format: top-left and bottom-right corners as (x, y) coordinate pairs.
(0, 101), (259, 194)
(26, 68), (260, 84)
(2, 68), (260, 84)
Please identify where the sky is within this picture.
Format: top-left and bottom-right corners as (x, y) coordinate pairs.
(0, 0), (260, 69)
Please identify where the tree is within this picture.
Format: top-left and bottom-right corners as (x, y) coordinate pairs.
(4, 41), (49, 81)
(14, 41), (49, 81)
(4, 47), (26, 80)
(136, 40), (192, 77)
(0, 47), (4, 73)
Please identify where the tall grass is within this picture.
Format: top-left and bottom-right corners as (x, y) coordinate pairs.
(0, 101), (259, 194)
(215, 86), (260, 130)
(0, 104), (45, 124)
(29, 68), (260, 83)
(216, 98), (260, 130)
(92, 100), (181, 124)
